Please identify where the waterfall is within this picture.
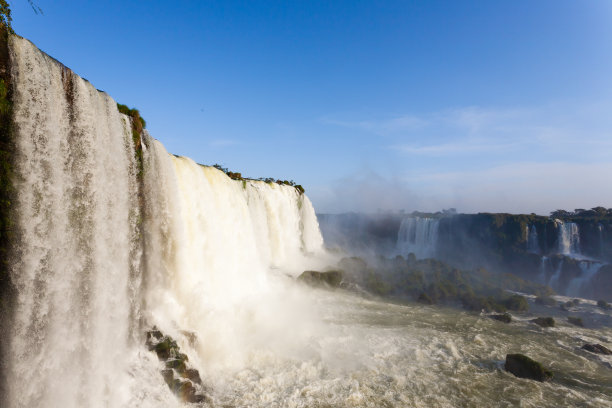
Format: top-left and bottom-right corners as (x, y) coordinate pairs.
(5, 36), (325, 407)
(526, 225), (540, 254)
(556, 220), (580, 255)
(566, 261), (603, 297)
(538, 256), (550, 284)
(547, 259), (564, 292)
(7, 36), (144, 407)
(396, 217), (439, 259)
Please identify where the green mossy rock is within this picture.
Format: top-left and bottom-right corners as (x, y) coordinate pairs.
(597, 300), (611, 310)
(505, 353), (553, 382)
(489, 313), (512, 323)
(531, 317), (555, 328)
(298, 270), (343, 288)
(535, 296), (556, 306)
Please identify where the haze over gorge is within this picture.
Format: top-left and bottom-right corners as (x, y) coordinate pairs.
(1, 14), (612, 408)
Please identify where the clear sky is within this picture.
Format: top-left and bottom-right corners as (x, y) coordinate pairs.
(10, 0), (612, 214)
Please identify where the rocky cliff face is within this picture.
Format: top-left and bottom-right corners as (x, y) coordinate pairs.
(318, 211), (612, 300)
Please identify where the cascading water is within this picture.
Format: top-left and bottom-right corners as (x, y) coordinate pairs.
(556, 220), (580, 255)
(6, 36), (144, 408)
(566, 261), (603, 297)
(4, 34), (612, 408)
(141, 138), (328, 373)
(396, 217), (439, 259)
(526, 225), (540, 254)
(5, 35), (328, 407)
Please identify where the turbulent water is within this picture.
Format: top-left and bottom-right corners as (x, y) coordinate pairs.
(4, 36), (612, 408)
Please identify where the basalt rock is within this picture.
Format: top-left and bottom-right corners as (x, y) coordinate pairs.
(581, 344), (612, 355)
(489, 313), (512, 323)
(298, 270), (343, 288)
(567, 316), (584, 327)
(145, 327), (208, 404)
(531, 317), (555, 328)
(505, 353), (553, 382)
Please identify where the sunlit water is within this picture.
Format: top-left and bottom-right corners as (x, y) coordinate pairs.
(5, 32), (612, 408)
(196, 288), (612, 408)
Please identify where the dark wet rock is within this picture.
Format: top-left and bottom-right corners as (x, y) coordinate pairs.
(489, 313), (512, 323)
(161, 369), (174, 386)
(505, 353), (553, 382)
(145, 327), (209, 404)
(166, 358), (186, 374)
(184, 368), (202, 385)
(531, 317), (555, 328)
(567, 316), (584, 327)
(581, 344), (612, 355)
(416, 292), (433, 305)
(597, 300), (611, 310)
(535, 296), (556, 306)
(298, 270), (343, 288)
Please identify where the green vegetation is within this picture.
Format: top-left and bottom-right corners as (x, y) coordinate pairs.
(335, 254), (548, 313)
(597, 299), (611, 310)
(116, 103), (146, 174)
(0, 1), (13, 34)
(211, 163), (306, 194)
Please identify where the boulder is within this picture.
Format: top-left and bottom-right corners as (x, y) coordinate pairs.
(298, 270), (343, 288)
(161, 369), (174, 387)
(184, 368), (202, 385)
(581, 344), (612, 355)
(597, 300), (611, 310)
(531, 317), (555, 328)
(489, 313), (512, 323)
(567, 316), (583, 327)
(153, 337), (179, 360)
(505, 354), (552, 382)
(535, 296), (556, 306)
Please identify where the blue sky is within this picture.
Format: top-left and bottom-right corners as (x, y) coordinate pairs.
(11, 0), (612, 214)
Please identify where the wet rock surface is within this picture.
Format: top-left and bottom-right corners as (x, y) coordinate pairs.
(505, 353), (553, 382)
(146, 326), (209, 404)
(531, 317), (555, 328)
(488, 313), (512, 323)
(581, 343), (612, 355)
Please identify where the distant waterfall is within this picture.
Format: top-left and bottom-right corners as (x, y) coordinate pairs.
(396, 217), (439, 259)
(566, 261), (603, 297)
(556, 220), (580, 255)
(7, 36), (143, 408)
(526, 225), (540, 254)
(5, 36), (325, 408)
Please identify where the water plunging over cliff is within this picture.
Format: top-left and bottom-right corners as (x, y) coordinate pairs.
(4, 34), (612, 408)
(557, 220), (580, 256)
(5, 36), (325, 408)
(526, 225), (540, 254)
(396, 217), (439, 259)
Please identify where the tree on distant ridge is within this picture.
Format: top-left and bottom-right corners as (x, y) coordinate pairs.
(0, 1), (43, 34)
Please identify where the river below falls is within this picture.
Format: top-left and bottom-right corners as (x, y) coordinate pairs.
(191, 289), (612, 408)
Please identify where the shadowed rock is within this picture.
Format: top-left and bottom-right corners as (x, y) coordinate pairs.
(581, 344), (612, 355)
(531, 317), (555, 328)
(505, 354), (552, 382)
(489, 313), (512, 323)
(298, 270), (343, 288)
